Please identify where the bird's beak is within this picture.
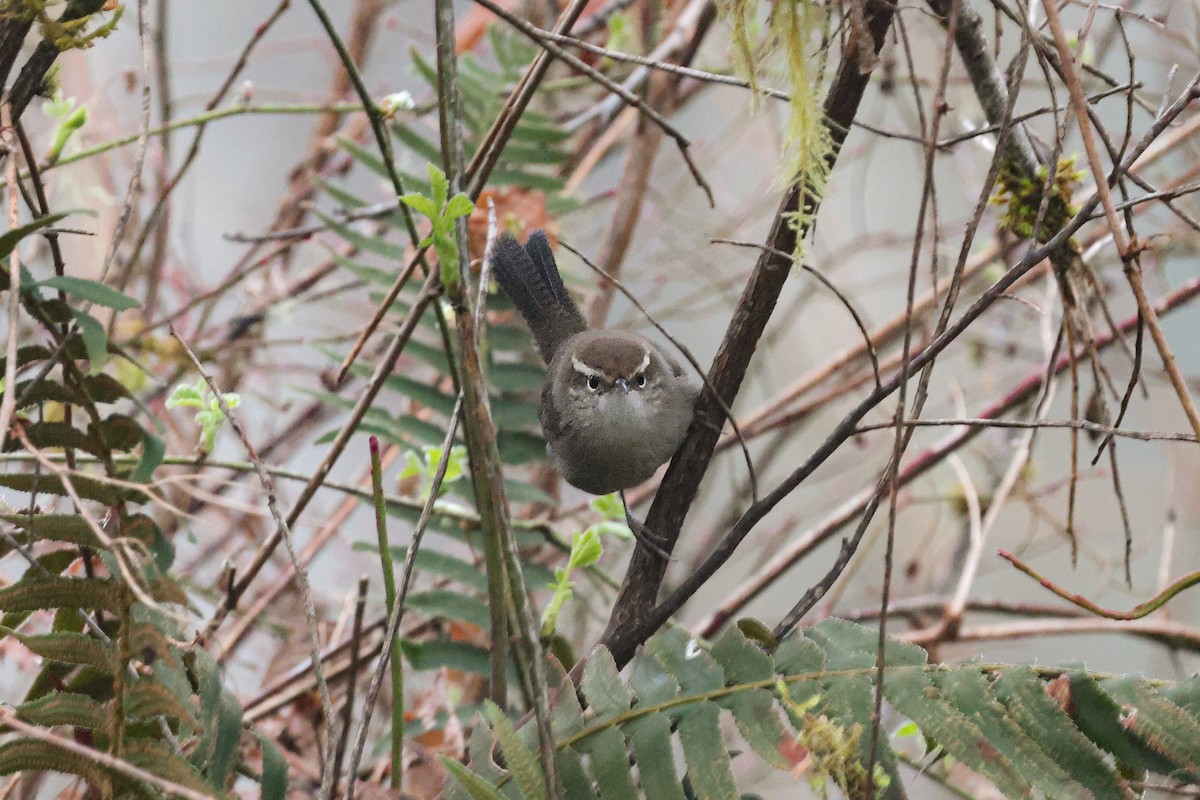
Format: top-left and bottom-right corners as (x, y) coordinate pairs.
(615, 378), (630, 394)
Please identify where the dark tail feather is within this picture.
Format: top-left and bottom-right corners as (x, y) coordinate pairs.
(490, 231), (586, 363)
(524, 230), (575, 312)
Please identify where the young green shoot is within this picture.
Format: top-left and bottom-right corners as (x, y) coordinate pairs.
(165, 378), (240, 453)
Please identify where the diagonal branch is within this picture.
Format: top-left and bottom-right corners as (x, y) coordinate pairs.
(606, 66), (1200, 664)
(601, 0), (898, 666)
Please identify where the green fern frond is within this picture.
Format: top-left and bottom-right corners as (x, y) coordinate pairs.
(443, 619), (1200, 799)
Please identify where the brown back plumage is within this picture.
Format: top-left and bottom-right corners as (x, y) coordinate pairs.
(490, 231), (587, 364)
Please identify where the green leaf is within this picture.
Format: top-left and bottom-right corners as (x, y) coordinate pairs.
(205, 689), (244, 790)
(257, 733), (289, 800)
(1071, 670), (1175, 775)
(191, 648), (225, 771)
(0, 471), (125, 505)
(131, 429), (165, 484)
(165, 379), (205, 409)
(391, 121), (443, 164)
(503, 478), (558, 506)
(933, 668), (1076, 797)
(17, 692), (107, 729)
(645, 627), (724, 694)
(126, 679), (197, 727)
(402, 638), (491, 675)
(427, 162), (450, 210)
(123, 739), (210, 794)
(489, 168), (564, 193)
(441, 756), (506, 800)
(569, 528), (603, 569)
(711, 626), (774, 685)
(992, 669), (1129, 800)
(2, 627), (112, 671)
(484, 700), (546, 800)
(550, 672), (586, 739)
(580, 647), (632, 720)
(0, 212), (70, 260)
(886, 667), (1031, 798)
(628, 652), (681, 708)
(357, 544), (487, 592)
(578, 727), (636, 800)
(628, 712), (687, 800)
(41, 275), (140, 310)
(71, 309), (108, 372)
(0, 738), (112, 795)
(2, 513), (100, 548)
(554, 748), (597, 800)
(1105, 677), (1200, 782)
(589, 493), (625, 521)
(496, 429), (546, 465)
(445, 193), (475, 220)
(406, 589), (489, 628)
(338, 136), (391, 178)
(336, 255), (397, 287)
(488, 361), (544, 392)
(678, 702), (738, 800)
(401, 192), (437, 219)
(315, 209), (405, 260)
(317, 178), (370, 210)
(0, 576), (123, 614)
(384, 373), (457, 416)
(722, 688), (793, 771)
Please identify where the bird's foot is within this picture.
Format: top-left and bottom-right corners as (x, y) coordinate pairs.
(621, 491), (675, 561)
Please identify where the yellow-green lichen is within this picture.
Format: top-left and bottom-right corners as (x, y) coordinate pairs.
(716, 0), (835, 261)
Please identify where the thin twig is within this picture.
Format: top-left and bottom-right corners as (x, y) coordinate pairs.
(330, 575), (369, 798)
(169, 326), (338, 797)
(866, 8), (959, 785)
(14, 428), (168, 616)
(906, 616), (1200, 651)
(1042, 1), (1200, 444)
(710, 238), (882, 390)
(998, 548), (1200, 621)
(306, 0), (433, 388)
(200, 273), (440, 642)
(98, 0), (151, 283)
(601, 0), (898, 666)
(469, 0), (714, 206)
(493, 17), (791, 100)
(0, 99), (19, 455)
(367, 436), (404, 789)
(852, 416), (1196, 444)
(344, 395), (462, 800)
(120, 0), (293, 303)
(671, 106), (1200, 644)
(434, 0), (558, 791)
(698, 271), (1200, 635)
(335, 0), (594, 383)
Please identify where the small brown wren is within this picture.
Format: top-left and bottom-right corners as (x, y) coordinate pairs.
(490, 230), (698, 497)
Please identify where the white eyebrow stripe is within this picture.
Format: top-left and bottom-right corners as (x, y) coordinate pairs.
(635, 351), (650, 375)
(571, 356), (605, 379)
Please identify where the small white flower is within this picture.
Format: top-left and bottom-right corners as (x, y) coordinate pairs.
(381, 91), (416, 114)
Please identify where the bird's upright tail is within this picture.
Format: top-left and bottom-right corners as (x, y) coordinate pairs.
(489, 230), (587, 364)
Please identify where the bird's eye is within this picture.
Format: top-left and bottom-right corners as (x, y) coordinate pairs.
(634, 372), (646, 388)
(587, 375), (601, 391)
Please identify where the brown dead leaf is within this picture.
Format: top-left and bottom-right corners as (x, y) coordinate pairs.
(467, 187), (553, 264)
(1044, 673), (1074, 716)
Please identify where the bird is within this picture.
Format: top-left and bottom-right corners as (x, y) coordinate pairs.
(489, 230), (698, 547)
